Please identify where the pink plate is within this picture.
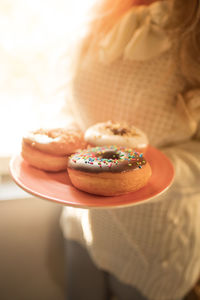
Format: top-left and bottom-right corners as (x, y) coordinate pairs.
(9, 146), (174, 209)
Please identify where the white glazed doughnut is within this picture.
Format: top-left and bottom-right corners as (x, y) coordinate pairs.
(23, 128), (87, 156)
(84, 121), (148, 152)
(21, 128), (88, 172)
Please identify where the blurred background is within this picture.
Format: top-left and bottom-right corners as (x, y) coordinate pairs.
(0, 0), (95, 166)
(0, 1), (93, 299)
(0, 1), (200, 300)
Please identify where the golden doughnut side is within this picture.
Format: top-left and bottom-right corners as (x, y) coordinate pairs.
(22, 141), (69, 172)
(67, 162), (152, 196)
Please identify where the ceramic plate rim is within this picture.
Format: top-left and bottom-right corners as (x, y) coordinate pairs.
(9, 146), (175, 209)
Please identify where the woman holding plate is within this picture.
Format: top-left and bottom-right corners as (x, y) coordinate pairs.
(60, 0), (200, 299)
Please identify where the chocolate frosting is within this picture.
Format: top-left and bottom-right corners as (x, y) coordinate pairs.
(67, 146), (147, 173)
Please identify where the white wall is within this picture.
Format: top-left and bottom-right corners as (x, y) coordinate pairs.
(0, 197), (66, 300)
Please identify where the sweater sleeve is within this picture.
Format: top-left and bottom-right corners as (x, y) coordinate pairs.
(162, 89), (200, 193)
(162, 140), (200, 196)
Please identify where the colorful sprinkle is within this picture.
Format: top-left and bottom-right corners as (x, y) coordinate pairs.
(68, 146), (147, 172)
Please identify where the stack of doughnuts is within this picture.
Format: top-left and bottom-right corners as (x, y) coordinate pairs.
(21, 121), (151, 195)
(21, 128), (87, 172)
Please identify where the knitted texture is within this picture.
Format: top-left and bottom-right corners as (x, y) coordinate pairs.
(60, 4), (200, 300)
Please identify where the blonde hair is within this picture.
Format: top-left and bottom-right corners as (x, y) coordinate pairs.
(167, 0), (200, 85)
(78, 0), (200, 85)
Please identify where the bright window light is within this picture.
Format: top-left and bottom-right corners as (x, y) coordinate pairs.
(0, 0), (95, 157)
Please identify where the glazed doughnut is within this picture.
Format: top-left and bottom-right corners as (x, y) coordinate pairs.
(22, 128), (88, 172)
(84, 121), (149, 153)
(67, 146), (152, 196)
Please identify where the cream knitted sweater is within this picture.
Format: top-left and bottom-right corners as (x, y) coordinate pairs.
(60, 2), (200, 300)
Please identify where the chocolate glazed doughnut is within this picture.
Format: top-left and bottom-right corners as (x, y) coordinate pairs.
(67, 146), (152, 196)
